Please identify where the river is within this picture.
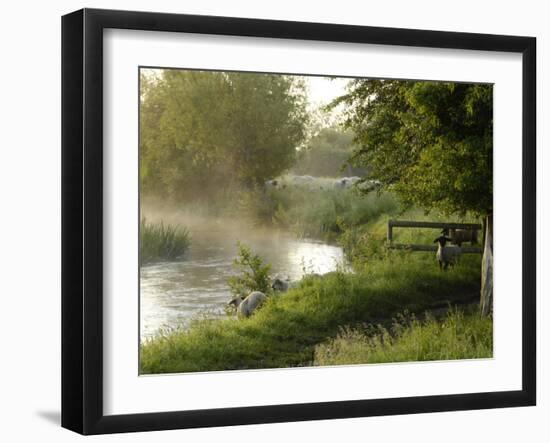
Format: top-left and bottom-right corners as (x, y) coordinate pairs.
(140, 225), (346, 340)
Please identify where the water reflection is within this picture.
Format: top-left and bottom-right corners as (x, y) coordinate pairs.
(140, 227), (345, 340)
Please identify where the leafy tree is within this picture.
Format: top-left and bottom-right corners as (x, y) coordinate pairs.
(333, 79), (493, 313)
(333, 80), (493, 217)
(140, 70), (309, 201)
(291, 127), (366, 177)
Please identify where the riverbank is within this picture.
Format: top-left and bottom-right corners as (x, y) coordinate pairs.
(139, 226), (346, 338)
(140, 250), (488, 374)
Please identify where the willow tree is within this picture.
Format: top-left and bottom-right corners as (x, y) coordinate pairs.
(140, 69), (309, 201)
(333, 79), (493, 314)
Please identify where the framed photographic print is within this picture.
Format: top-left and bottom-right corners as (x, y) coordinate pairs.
(61, 8), (536, 435)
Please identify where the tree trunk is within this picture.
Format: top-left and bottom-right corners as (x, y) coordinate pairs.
(480, 214), (493, 316)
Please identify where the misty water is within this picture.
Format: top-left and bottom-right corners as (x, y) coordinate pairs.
(140, 224), (346, 340)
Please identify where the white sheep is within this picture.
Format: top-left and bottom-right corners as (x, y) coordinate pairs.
(228, 291), (267, 317)
(434, 235), (462, 270)
(347, 176), (362, 186)
(356, 179), (381, 192)
(271, 276), (298, 292)
(292, 175), (314, 186)
(333, 178), (348, 188)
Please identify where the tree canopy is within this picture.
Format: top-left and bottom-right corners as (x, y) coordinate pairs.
(291, 127), (366, 177)
(333, 80), (493, 216)
(140, 70), (309, 201)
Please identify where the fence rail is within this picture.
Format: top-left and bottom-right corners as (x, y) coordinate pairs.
(387, 220), (483, 254)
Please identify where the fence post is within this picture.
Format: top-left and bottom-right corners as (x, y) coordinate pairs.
(480, 214), (493, 316)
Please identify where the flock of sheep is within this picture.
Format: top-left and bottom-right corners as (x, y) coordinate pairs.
(265, 175), (381, 192)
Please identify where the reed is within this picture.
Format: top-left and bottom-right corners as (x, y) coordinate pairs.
(140, 218), (190, 265)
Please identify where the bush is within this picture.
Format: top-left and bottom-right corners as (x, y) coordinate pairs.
(140, 218), (190, 265)
(227, 242), (272, 298)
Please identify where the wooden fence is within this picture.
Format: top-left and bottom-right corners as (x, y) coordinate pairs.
(387, 220), (483, 253)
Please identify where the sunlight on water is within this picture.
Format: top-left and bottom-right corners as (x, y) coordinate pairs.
(140, 228), (346, 340)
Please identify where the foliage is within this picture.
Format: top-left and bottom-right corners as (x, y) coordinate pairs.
(140, 218), (190, 265)
(140, 69), (309, 201)
(291, 127), (365, 177)
(313, 307), (493, 365)
(339, 207), (480, 266)
(227, 242), (272, 298)
(140, 251), (482, 374)
(338, 223), (389, 264)
(237, 186), (280, 226)
(240, 184), (400, 240)
(332, 80), (493, 216)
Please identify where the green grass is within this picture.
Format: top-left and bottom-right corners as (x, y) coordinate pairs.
(241, 185), (401, 240)
(339, 207), (481, 266)
(140, 218), (190, 265)
(140, 251), (482, 374)
(139, 187), (488, 374)
(313, 307), (492, 366)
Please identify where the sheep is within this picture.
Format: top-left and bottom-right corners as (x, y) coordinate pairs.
(347, 176), (361, 186)
(434, 235), (462, 270)
(337, 177), (363, 188)
(449, 228), (478, 247)
(441, 228), (478, 247)
(292, 175), (314, 186)
(271, 276), (299, 292)
(333, 178), (349, 188)
(228, 291), (267, 318)
(356, 179), (381, 192)
(271, 277), (289, 292)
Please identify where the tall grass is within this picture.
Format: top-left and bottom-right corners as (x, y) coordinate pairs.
(140, 218), (190, 265)
(313, 308), (492, 366)
(240, 185), (400, 240)
(140, 251), (482, 374)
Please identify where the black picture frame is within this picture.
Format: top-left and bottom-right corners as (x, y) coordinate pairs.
(61, 8), (536, 435)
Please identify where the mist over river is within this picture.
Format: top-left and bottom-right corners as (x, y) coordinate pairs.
(140, 220), (346, 340)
